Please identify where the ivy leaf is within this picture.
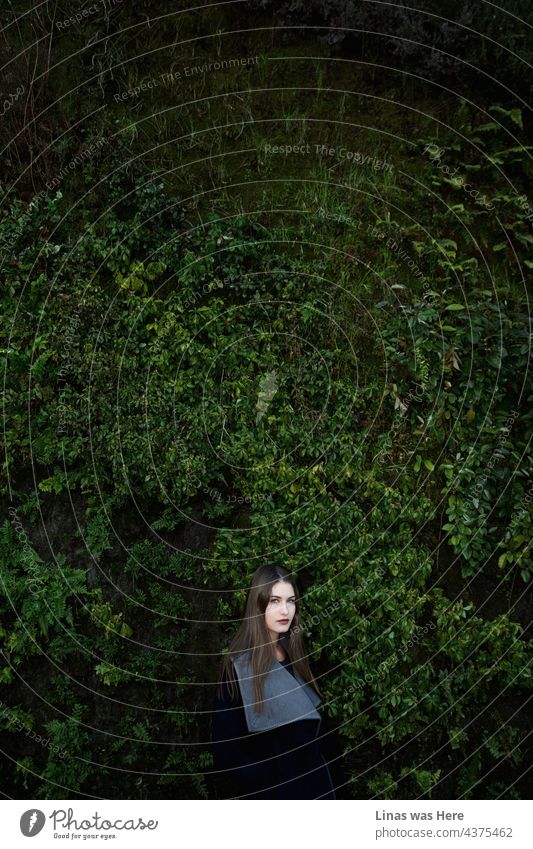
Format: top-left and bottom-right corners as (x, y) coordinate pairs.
(488, 105), (523, 129)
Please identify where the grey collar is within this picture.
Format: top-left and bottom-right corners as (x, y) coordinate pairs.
(232, 649), (322, 733)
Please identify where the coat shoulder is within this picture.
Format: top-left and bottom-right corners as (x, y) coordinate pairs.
(231, 648), (252, 667)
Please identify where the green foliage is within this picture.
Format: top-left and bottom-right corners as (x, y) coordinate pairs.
(0, 86), (530, 800)
(380, 290), (532, 582)
(0, 521), (90, 660)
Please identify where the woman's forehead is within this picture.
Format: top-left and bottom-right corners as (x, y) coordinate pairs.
(270, 581), (296, 597)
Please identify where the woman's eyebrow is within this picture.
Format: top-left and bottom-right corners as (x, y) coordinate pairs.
(270, 594), (296, 599)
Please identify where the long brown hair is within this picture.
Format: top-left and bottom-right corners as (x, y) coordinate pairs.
(216, 564), (322, 713)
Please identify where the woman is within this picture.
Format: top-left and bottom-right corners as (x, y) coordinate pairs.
(211, 564), (336, 799)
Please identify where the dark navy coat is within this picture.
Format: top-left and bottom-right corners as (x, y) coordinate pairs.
(211, 655), (337, 799)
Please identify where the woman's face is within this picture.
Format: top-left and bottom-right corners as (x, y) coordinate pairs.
(264, 581), (296, 641)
